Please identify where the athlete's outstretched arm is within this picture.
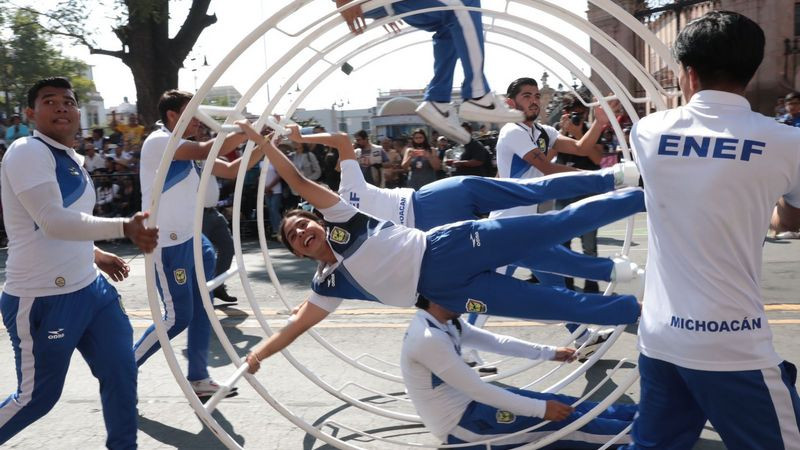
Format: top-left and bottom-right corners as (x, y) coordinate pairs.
(237, 120), (339, 210)
(245, 300), (330, 374)
(285, 124), (356, 161)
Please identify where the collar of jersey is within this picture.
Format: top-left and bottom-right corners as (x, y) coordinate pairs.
(418, 309), (452, 331)
(33, 130), (83, 164)
(688, 90), (751, 109)
(316, 259), (342, 281)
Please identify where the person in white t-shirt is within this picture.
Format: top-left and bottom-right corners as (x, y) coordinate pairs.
(403, 295), (636, 448)
(234, 121), (643, 375)
(0, 77), (157, 448)
(82, 142), (105, 173)
(135, 89), (261, 401)
(628, 11), (800, 449)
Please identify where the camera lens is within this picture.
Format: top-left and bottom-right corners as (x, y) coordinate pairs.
(570, 112), (582, 125)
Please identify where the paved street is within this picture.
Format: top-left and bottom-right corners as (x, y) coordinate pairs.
(0, 212), (798, 449)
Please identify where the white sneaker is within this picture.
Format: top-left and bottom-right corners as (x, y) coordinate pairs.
(611, 255), (640, 283)
(190, 377), (239, 402)
(612, 161), (640, 188)
(575, 328), (615, 362)
(459, 92), (524, 123)
(776, 231), (800, 239)
(416, 101), (471, 144)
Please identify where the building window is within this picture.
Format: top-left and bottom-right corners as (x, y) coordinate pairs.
(339, 122), (347, 133)
(361, 120), (370, 131)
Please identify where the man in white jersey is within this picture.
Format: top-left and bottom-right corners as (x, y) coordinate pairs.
(482, 77), (627, 354)
(403, 295), (636, 449)
(135, 89), (260, 401)
(0, 77), (158, 448)
(627, 11), (800, 449)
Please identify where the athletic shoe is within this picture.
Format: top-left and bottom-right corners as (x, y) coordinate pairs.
(576, 328), (615, 362)
(611, 255), (640, 283)
(612, 161), (640, 188)
(776, 231), (800, 239)
(213, 286), (238, 304)
(191, 377), (239, 403)
(458, 92), (524, 124)
(416, 101), (471, 144)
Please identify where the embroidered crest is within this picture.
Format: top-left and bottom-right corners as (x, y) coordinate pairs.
(496, 410), (516, 424)
(465, 299), (487, 313)
(329, 226), (350, 244)
(169, 232), (178, 241)
(537, 136), (547, 152)
(54, 276), (66, 287)
(174, 268), (187, 285)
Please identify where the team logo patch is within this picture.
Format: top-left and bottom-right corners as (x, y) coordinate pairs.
(68, 166), (80, 176)
(169, 232), (178, 241)
(496, 410), (516, 424)
(54, 276), (66, 288)
(537, 136), (547, 153)
(466, 299), (487, 313)
(174, 268), (187, 285)
(329, 227), (350, 244)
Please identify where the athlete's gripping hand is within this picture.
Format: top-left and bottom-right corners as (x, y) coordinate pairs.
(94, 248), (130, 282)
(335, 0), (366, 34)
(123, 211), (159, 254)
(544, 400), (574, 421)
(245, 351), (262, 374)
(552, 347), (578, 363)
(286, 124), (303, 143)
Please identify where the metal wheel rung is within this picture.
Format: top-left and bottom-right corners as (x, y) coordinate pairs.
(206, 265), (240, 291)
(204, 364), (249, 413)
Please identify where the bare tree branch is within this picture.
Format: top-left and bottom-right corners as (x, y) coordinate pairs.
(170, 0), (216, 59)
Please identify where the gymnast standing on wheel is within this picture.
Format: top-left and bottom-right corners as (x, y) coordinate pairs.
(235, 120), (643, 374)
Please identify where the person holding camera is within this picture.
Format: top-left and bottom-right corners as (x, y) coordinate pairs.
(554, 93), (606, 293)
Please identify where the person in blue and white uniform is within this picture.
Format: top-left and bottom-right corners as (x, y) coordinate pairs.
(235, 120), (643, 374)
(334, 0), (523, 144)
(0, 77), (158, 449)
(627, 11), (800, 449)
(403, 295), (636, 449)
(285, 124), (641, 283)
(135, 89), (262, 401)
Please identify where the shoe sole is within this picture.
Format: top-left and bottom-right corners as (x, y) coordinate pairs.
(196, 388), (239, 403)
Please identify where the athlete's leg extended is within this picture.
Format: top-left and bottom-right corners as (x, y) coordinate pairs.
(0, 290), (92, 444)
(447, 388), (635, 449)
(186, 235), (217, 382)
(76, 277), (137, 450)
(423, 188), (644, 276)
(425, 270), (639, 324)
(134, 239), (197, 366)
(520, 244), (614, 283)
(393, 0), (488, 101)
(413, 171), (617, 230)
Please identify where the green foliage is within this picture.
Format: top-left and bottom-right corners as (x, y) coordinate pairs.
(0, 8), (95, 115)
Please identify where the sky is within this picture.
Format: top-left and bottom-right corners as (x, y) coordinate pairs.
(11, 0), (593, 113)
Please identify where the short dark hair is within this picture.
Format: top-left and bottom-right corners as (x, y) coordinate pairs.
(158, 90), (193, 125)
(461, 122), (473, 133)
(27, 77), (74, 108)
(672, 11), (764, 88)
(415, 295), (430, 310)
(354, 130), (369, 140)
(786, 92), (800, 102)
(279, 209), (324, 256)
(506, 77), (538, 99)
